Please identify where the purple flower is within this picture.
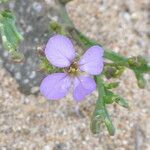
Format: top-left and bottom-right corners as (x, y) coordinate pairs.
(40, 35), (104, 101)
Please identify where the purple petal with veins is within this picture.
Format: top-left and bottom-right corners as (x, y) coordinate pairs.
(45, 35), (76, 68)
(73, 75), (96, 101)
(40, 73), (71, 100)
(78, 46), (104, 75)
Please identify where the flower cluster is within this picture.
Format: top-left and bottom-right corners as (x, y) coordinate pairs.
(40, 35), (104, 101)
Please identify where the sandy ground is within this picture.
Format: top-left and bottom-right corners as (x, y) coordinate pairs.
(0, 0), (150, 150)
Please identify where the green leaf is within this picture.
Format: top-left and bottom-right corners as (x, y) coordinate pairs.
(91, 76), (116, 135)
(104, 109), (115, 136)
(90, 109), (104, 134)
(104, 82), (119, 89)
(105, 90), (129, 108)
(115, 96), (129, 108)
(128, 56), (150, 73)
(0, 0), (8, 3)
(39, 56), (62, 73)
(103, 93), (114, 104)
(134, 70), (146, 88)
(0, 10), (23, 54)
(90, 103), (115, 135)
(104, 65), (125, 79)
(49, 21), (66, 35)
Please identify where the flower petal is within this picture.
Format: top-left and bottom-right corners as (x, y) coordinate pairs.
(40, 73), (71, 100)
(73, 76), (96, 101)
(78, 46), (104, 75)
(45, 35), (76, 68)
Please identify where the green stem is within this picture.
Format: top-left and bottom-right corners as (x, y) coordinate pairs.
(59, 5), (74, 26)
(95, 76), (105, 106)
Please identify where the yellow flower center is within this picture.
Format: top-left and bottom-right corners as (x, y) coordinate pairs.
(67, 62), (79, 76)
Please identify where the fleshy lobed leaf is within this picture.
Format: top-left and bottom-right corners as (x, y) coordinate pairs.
(0, 0), (8, 3)
(0, 10), (23, 55)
